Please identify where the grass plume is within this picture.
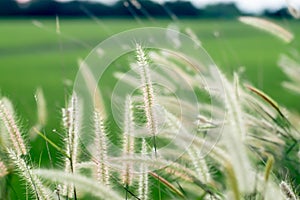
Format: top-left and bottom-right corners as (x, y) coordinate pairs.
(0, 161), (8, 178)
(239, 17), (294, 43)
(62, 93), (81, 198)
(8, 149), (52, 200)
(121, 96), (135, 186)
(136, 44), (159, 156)
(0, 98), (27, 156)
(280, 181), (298, 200)
(138, 139), (149, 200)
(93, 109), (110, 185)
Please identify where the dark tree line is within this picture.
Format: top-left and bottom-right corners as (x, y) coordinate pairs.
(0, 0), (292, 18)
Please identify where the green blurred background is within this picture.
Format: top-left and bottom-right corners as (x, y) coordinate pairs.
(0, 12), (300, 199)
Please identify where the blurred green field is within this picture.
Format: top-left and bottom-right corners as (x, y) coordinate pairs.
(1, 17), (300, 154)
(0, 18), (300, 198)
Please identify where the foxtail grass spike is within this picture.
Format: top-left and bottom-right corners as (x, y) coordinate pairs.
(62, 93), (81, 198)
(188, 147), (211, 184)
(264, 155), (274, 182)
(239, 17), (294, 43)
(30, 87), (47, 139)
(136, 44), (158, 156)
(0, 161), (8, 177)
(94, 110), (110, 185)
(78, 58), (106, 117)
(0, 98), (27, 156)
(286, 0), (300, 19)
(279, 181), (297, 200)
(56, 15), (61, 34)
(220, 71), (254, 194)
(121, 96), (135, 186)
(35, 87), (47, 127)
(138, 139), (149, 200)
(8, 149), (52, 200)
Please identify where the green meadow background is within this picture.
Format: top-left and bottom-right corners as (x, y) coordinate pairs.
(0, 18), (299, 198)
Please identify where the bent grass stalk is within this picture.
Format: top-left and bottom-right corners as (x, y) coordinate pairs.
(238, 16), (294, 43)
(149, 172), (185, 198)
(34, 169), (123, 200)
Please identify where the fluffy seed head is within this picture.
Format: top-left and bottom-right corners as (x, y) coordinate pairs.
(62, 93), (81, 197)
(0, 99), (27, 156)
(138, 139), (149, 200)
(8, 149), (52, 200)
(121, 96), (135, 185)
(94, 110), (110, 185)
(279, 181), (297, 200)
(0, 161), (8, 177)
(239, 17), (294, 43)
(136, 44), (158, 154)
